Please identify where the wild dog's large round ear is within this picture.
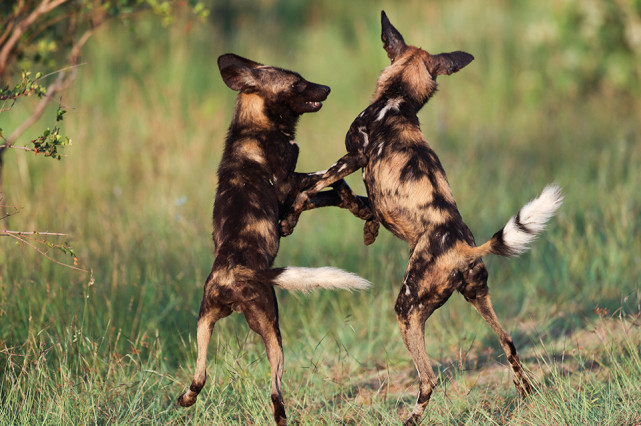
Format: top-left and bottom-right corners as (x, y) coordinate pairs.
(217, 54), (263, 92)
(427, 51), (475, 77)
(381, 11), (407, 63)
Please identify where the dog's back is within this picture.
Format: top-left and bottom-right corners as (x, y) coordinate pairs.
(212, 104), (283, 272)
(212, 55), (330, 272)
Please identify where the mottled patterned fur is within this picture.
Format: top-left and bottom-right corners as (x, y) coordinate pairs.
(177, 54), (375, 425)
(282, 12), (562, 425)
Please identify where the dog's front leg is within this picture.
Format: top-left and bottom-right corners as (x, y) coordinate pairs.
(291, 171), (328, 192)
(293, 172), (374, 223)
(291, 172), (372, 221)
(280, 153), (365, 236)
(330, 180), (380, 245)
(299, 182), (379, 245)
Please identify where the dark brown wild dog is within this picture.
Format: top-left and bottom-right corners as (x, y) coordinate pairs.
(176, 54), (376, 425)
(282, 11), (563, 425)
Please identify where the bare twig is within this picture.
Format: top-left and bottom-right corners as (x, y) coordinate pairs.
(1, 98), (17, 113)
(1, 230), (70, 237)
(0, 204), (22, 221)
(69, 28), (94, 63)
(0, 145), (37, 152)
(36, 62), (86, 82)
(2, 229), (87, 272)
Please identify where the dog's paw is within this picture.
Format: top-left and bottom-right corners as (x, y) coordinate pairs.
(363, 218), (380, 246)
(177, 392), (197, 408)
(280, 193), (309, 236)
(280, 215), (298, 236)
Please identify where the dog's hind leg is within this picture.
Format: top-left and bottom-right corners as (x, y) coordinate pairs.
(396, 308), (438, 425)
(395, 260), (455, 425)
(460, 263), (533, 397)
(177, 275), (233, 407)
(242, 287), (287, 426)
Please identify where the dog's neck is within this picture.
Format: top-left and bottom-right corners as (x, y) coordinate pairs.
(370, 90), (426, 117)
(231, 93), (269, 129)
(371, 55), (438, 114)
(232, 92), (299, 136)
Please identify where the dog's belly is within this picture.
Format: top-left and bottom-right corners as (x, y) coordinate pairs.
(364, 150), (459, 247)
(364, 167), (431, 246)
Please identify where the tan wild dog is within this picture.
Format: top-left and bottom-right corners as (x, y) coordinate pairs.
(282, 11), (562, 424)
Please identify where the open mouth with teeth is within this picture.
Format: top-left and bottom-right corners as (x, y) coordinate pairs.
(293, 100), (324, 114)
(292, 85), (330, 114)
(305, 101), (323, 111)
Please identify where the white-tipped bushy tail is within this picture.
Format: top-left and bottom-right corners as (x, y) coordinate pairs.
(461, 184), (563, 262)
(496, 184), (563, 256)
(272, 266), (372, 294)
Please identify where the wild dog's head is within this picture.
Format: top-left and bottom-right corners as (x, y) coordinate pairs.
(373, 11), (474, 108)
(218, 54), (330, 128)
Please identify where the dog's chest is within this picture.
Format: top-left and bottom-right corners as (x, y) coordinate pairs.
(353, 105), (467, 246)
(264, 136), (300, 203)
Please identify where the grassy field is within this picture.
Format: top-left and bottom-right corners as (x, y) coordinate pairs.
(2, 1), (641, 424)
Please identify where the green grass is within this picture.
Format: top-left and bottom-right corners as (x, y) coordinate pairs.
(2, 0), (641, 424)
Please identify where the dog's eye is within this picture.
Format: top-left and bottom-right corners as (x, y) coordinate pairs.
(292, 81), (306, 93)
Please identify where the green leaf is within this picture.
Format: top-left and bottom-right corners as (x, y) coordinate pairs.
(56, 108), (67, 121)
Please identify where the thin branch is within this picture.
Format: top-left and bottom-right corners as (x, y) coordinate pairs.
(0, 19), (16, 48)
(4, 70), (72, 146)
(1, 230), (69, 237)
(0, 204), (22, 221)
(69, 28), (94, 63)
(0, 145), (37, 152)
(0, 49), (88, 159)
(0, 0), (27, 47)
(24, 10), (77, 48)
(41, 0), (71, 14)
(0, 144), (70, 158)
(0, 0), (71, 78)
(36, 62), (85, 81)
(3, 230), (87, 272)
(1, 98), (17, 113)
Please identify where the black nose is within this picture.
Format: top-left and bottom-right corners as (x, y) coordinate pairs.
(322, 85), (331, 95)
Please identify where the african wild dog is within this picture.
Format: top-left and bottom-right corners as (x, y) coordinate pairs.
(282, 12), (563, 424)
(176, 54), (375, 425)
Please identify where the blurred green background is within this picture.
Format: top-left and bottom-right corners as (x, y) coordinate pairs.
(1, 0), (640, 424)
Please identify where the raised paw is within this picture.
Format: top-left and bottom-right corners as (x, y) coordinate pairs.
(363, 217), (380, 246)
(280, 213), (300, 237)
(280, 193), (310, 236)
